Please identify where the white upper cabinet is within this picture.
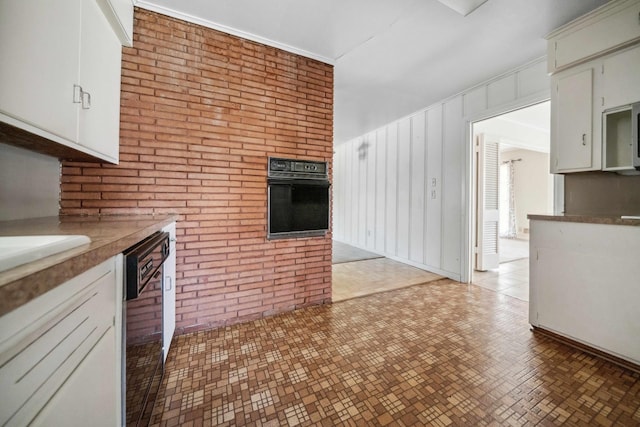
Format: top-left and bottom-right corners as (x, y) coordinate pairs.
(0, 0), (82, 143)
(551, 68), (596, 172)
(547, 0), (640, 174)
(602, 44), (640, 110)
(78, 0), (123, 161)
(97, 0), (134, 46)
(547, 0), (640, 74)
(0, 0), (129, 164)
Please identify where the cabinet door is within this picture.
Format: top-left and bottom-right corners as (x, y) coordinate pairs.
(0, 257), (117, 426)
(530, 220), (640, 365)
(162, 222), (177, 362)
(0, 0), (80, 142)
(552, 69), (594, 172)
(31, 327), (118, 427)
(78, 0), (122, 163)
(602, 44), (640, 110)
(549, 0), (640, 73)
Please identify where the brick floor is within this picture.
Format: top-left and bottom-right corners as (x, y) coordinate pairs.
(150, 279), (640, 426)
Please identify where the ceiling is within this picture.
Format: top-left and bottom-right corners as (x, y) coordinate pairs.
(136, 0), (608, 144)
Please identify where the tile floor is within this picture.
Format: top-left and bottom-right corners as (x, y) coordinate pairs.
(498, 238), (529, 264)
(150, 279), (640, 426)
(332, 241), (383, 265)
(472, 258), (529, 302)
(332, 257), (443, 302)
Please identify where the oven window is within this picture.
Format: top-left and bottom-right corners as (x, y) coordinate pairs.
(269, 181), (329, 235)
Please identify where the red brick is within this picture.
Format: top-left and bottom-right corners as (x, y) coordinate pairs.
(60, 8), (333, 334)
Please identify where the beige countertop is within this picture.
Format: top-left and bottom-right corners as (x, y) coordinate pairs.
(527, 214), (640, 226)
(0, 214), (178, 316)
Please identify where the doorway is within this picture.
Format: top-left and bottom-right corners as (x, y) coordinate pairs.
(471, 101), (553, 301)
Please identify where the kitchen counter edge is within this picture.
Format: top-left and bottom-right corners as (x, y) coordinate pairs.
(527, 214), (640, 226)
(0, 214), (178, 316)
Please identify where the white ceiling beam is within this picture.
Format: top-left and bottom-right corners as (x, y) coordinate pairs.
(436, 0), (489, 16)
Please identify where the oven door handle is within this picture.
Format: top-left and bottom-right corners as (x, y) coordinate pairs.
(268, 178), (331, 187)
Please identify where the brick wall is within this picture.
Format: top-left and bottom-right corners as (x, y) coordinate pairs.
(60, 9), (334, 333)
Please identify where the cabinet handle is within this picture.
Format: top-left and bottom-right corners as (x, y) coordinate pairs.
(165, 276), (173, 291)
(81, 91), (91, 109)
(582, 133), (586, 146)
(73, 85), (83, 103)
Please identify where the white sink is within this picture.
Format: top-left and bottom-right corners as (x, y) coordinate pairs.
(0, 235), (91, 272)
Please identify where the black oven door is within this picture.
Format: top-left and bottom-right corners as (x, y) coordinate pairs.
(268, 178), (330, 239)
(124, 268), (163, 427)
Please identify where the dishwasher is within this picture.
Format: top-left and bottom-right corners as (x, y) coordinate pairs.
(122, 231), (170, 427)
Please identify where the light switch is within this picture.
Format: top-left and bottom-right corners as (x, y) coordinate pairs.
(431, 178), (437, 187)
(431, 190), (437, 199)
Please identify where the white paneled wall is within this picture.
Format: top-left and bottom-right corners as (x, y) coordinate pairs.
(442, 97), (463, 275)
(425, 106), (442, 268)
(333, 58), (550, 281)
(409, 114), (425, 264)
(374, 128), (386, 253)
(397, 118), (411, 260)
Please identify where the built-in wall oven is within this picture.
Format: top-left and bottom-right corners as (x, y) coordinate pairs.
(267, 157), (330, 239)
(122, 231), (170, 427)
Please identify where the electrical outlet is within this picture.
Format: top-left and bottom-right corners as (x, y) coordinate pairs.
(431, 178), (437, 187)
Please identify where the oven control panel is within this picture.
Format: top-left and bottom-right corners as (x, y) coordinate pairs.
(268, 157), (328, 179)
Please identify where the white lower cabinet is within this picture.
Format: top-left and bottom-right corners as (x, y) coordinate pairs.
(31, 327), (118, 427)
(529, 220), (640, 365)
(0, 256), (122, 426)
(162, 222), (177, 362)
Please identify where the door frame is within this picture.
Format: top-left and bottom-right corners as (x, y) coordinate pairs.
(462, 94), (563, 284)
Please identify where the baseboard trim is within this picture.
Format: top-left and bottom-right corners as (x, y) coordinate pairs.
(532, 326), (640, 375)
